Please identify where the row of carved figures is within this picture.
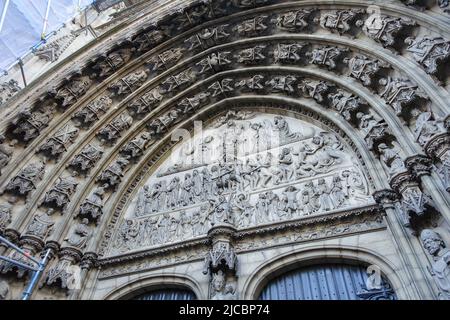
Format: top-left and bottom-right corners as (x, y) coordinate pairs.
(114, 170), (369, 252)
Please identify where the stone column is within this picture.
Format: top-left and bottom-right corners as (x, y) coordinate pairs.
(374, 190), (437, 299)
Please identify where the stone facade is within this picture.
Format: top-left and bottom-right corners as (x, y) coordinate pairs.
(0, 0), (449, 300)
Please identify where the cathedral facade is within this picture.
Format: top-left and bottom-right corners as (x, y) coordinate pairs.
(0, 0), (449, 300)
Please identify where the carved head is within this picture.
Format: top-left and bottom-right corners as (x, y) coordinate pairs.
(212, 270), (226, 293)
(81, 218), (89, 225)
(421, 229), (445, 256)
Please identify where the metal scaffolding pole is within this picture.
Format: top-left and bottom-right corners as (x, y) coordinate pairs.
(0, 235), (51, 300)
(41, 0), (53, 40)
(0, 0), (10, 33)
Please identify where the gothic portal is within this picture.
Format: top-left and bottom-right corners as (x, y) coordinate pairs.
(0, 0), (449, 300)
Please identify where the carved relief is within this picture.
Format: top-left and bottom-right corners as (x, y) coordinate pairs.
(411, 110), (445, 146)
(421, 229), (450, 300)
(298, 79), (336, 105)
(273, 43), (306, 64)
(68, 144), (104, 174)
(275, 9), (316, 32)
(147, 48), (184, 72)
(405, 37), (450, 78)
(127, 88), (163, 116)
(24, 208), (55, 239)
(120, 132), (152, 160)
(5, 161), (46, 196)
(328, 89), (366, 121)
(134, 29), (166, 53)
(307, 46), (349, 70)
(356, 111), (391, 150)
(377, 143), (406, 176)
(97, 156), (129, 189)
(184, 25), (230, 50)
(378, 78), (428, 116)
(41, 176), (78, 211)
(236, 46), (266, 65)
(0, 80), (21, 106)
(96, 112), (133, 143)
(235, 16), (268, 36)
(92, 49), (133, 78)
(39, 124), (79, 158)
(72, 95), (112, 127)
(11, 107), (55, 142)
(78, 184), (107, 224)
(318, 9), (364, 35)
(108, 70), (148, 96)
(64, 218), (91, 249)
(360, 15), (416, 49)
(196, 51), (232, 74)
(110, 113), (372, 254)
(345, 55), (390, 88)
(53, 77), (91, 109)
(0, 203), (12, 232)
(160, 68), (196, 94)
(0, 134), (13, 174)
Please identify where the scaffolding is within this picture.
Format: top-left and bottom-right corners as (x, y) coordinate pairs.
(0, 235), (51, 300)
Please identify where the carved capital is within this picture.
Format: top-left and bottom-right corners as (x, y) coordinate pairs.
(80, 252), (98, 270)
(389, 171), (415, 192)
(405, 154), (432, 178)
(425, 133), (450, 159)
(373, 189), (399, 207)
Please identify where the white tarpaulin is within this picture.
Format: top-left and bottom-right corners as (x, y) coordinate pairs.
(0, 0), (92, 71)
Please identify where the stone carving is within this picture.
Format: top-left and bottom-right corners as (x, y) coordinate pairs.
(78, 184), (107, 224)
(147, 48), (184, 72)
(147, 108), (181, 137)
(39, 124), (79, 158)
(41, 176), (78, 211)
(34, 33), (76, 62)
(0, 280), (9, 300)
(0, 134), (13, 174)
(235, 74), (265, 92)
(275, 9), (316, 32)
(378, 78), (428, 116)
(273, 43), (306, 64)
(436, 152), (450, 192)
(127, 88), (163, 116)
(25, 209), (55, 239)
(44, 254), (80, 291)
(161, 68), (196, 93)
(356, 111), (390, 150)
(345, 55), (390, 88)
(134, 29), (166, 53)
(210, 270), (238, 300)
(120, 132), (152, 160)
(108, 70), (148, 96)
(12, 107), (55, 142)
(360, 15), (416, 49)
(64, 219), (91, 249)
(0, 203), (12, 232)
(0, 79), (21, 106)
(235, 16), (267, 35)
(177, 92), (210, 114)
(232, 0), (270, 8)
(265, 75), (297, 94)
(400, 185), (433, 216)
(298, 79), (336, 105)
(69, 144), (104, 174)
(411, 110), (445, 146)
(420, 229), (450, 300)
(97, 157), (129, 188)
(53, 77), (91, 109)
(328, 89), (366, 121)
(318, 9), (364, 35)
(92, 49), (133, 78)
(5, 161), (45, 196)
(184, 25), (230, 50)
(405, 37), (450, 78)
(208, 79), (234, 97)
(377, 143), (406, 176)
(72, 95), (112, 127)
(307, 46), (349, 70)
(236, 46), (266, 65)
(97, 112), (133, 143)
(196, 52), (232, 74)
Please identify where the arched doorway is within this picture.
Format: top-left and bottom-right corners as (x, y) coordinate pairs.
(258, 263), (396, 300)
(131, 288), (197, 300)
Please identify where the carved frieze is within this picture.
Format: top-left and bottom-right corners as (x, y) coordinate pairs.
(236, 46), (266, 65)
(234, 16), (268, 36)
(307, 46), (349, 70)
(318, 9), (365, 35)
(275, 9), (316, 32)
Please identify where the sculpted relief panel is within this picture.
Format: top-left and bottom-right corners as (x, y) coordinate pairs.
(107, 112), (373, 255)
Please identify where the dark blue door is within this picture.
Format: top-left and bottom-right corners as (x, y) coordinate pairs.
(259, 264), (396, 300)
(132, 288), (197, 300)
